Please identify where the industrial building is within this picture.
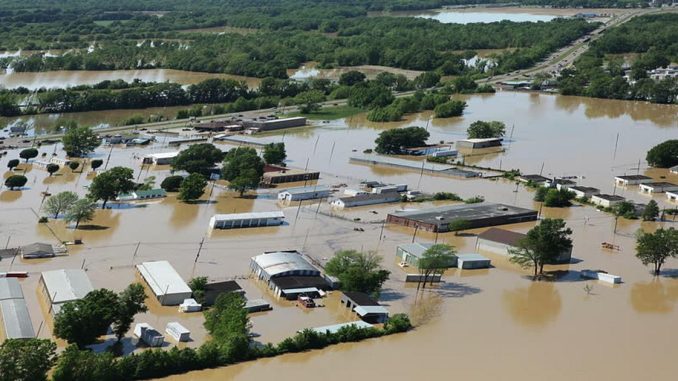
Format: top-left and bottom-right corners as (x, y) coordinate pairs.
(331, 192), (401, 209)
(387, 203), (538, 232)
(0, 278), (35, 339)
(262, 167), (320, 185)
(203, 280), (244, 306)
(250, 251), (329, 299)
(568, 186), (600, 199)
(396, 242), (457, 267)
(614, 175), (653, 186)
(209, 211), (285, 229)
(40, 269), (94, 315)
(340, 292), (389, 324)
(136, 261), (193, 306)
(277, 185), (331, 202)
(591, 194), (625, 208)
(117, 188), (167, 201)
(456, 253), (491, 269)
(477, 228), (572, 264)
(350, 155), (481, 178)
(142, 152), (179, 165)
(639, 182), (678, 194)
(456, 138), (502, 149)
(244, 116), (306, 132)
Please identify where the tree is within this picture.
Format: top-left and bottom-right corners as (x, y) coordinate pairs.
(508, 218), (573, 279)
(467, 120), (506, 139)
(43, 191), (79, 218)
(188, 276), (208, 304)
(137, 176), (156, 191)
(642, 200), (660, 221)
(221, 147), (264, 196)
(4, 175), (27, 190)
(614, 201), (637, 219)
(46, 163), (60, 176)
(447, 219), (471, 236)
(171, 143), (224, 176)
(87, 166), (134, 208)
(294, 90), (325, 114)
(112, 284), (147, 342)
(54, 289), (119, 348)
(203, 293), (250, 361)
(62, 126), (101, 157)
(338, 71), (366, 86)
(533, 186), (548, 202)
(64, 199), (96, 229)
(543, 188), (575, 207)
(413, 71), (441, 89)
(6, 159), (19, 171)
(325, 250), (390, 297)
(178, 173), (207, 201)
(263, 142), (286, 165)
(160, 175), (184, 192)
(68, 161), (80, 172)
(374, 126), (430, 154)
(417, 244), (457, 288)
(19, 148), (38, 163)
(0, 339), (56, 381)
(646, 140), (678, 168)
(90, 159), (103, 171)
(51, 345), (121, 381)
(635, 228), (678, 276)
(434, 100), (466, 118)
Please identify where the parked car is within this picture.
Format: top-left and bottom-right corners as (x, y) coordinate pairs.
(297, 295), (316, 308)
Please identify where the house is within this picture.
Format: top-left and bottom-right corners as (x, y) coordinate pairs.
(20, 242), (55, 259)
(639, 182), (678, 194)
(117, 188), (167, 201)
(262, 166), (320, 185)
(142, 152), (179, 165)
(591, 194), (625, 208)
(456, 253), (491, 269)
(330, 193), (401, 209)
(614, 175), (653, 186)
(667, 191), (678, 202)
(203, 280), (244, 306)
(136, 261), (193, 306)
(456, 138), (502, 149)
(568, 186), (600, 199)
(209, 211), (285, 229)
(250, 251), (328, 299)
(40, 269), (94, 315)
(387, 203), (538, 233)
(0, 278), (35, 339)
(477, 228), (572, 264)
(340, 291), (389, 324)
(277, 185), (331, 202)
(518, 174), (551, 185)
(396, 242), (457, 267)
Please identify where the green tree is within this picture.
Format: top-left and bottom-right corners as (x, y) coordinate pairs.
(614, 201), (637, 219)
(0, 339), (56, 381)
(294, 90), (325, 114)
(171, 143), (224, 176)
(533, 186), (548, 202)
(4, 175), (27, 190)
(62, 126), (101, 157)
(543, 188), (575, 207)
(325, 250), (390, 297)
(43, 191), (78, 218)
(263, 142), (286, 165)
(188, 276), (208, 304)
(54, 289), (119, 348)
(374, 126), (430, 154)
(138, 176), (156, 191)
(635, 228), (678, 276)
(90, 159), (103, 171)
(413, 71), (441, 89)
(222, 147), (264, 196)
(338, 71), (366, 86)
(508, 218), (573, 279)
(19, 148), (38, 163)
(434, 100), (466, 118)
(417, 244), (457, 288)
(64, 199), (96, 229)
(203, 293), (250, 361)
(68, 161), (80, 172)
(6, 159), (19, 171)
(447, 219), (471, 236)
(467, 120), (506, 139)
(51, 345), (121, 381)
(112, 283), (147, 342)
(646, 140), (678, 168)
(178, 173), (207, 201)
(160, 175), (184, 192)
(87, 166), (134, 208)
(46, 163), (60, 176)
(642, 200), (660, 221)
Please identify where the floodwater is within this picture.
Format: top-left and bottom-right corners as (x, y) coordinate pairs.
(0, 91), (677, 380)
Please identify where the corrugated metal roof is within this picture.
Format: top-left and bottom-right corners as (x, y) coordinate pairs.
(0, 278), (24, 300)
(145, 152), (179, 159)
(308, 321), (373, 334)
(397, 242), (433, 258)
(211, 211), (284, 222)
(278, 185), (331, 195)
(136, 261), (192, 297)
(354, 305), (389, 316)
(41, 269), (94, 304)
(0, 299), (35, 339)
(251, 251), (318, 278)
(457, 253), (489, 261)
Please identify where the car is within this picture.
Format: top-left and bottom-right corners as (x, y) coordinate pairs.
(297, 295), (315, 308)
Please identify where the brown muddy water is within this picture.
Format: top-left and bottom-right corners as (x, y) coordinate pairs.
(1, 91), (677, 380)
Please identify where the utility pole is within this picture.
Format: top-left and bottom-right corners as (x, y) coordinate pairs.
(612, 132), (620, 160)
(103, 145), (114, 170)
(191, 237), (205, 278)
(132, 241), (141, 263)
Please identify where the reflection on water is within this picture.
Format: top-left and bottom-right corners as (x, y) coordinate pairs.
(630, 280), (678, 313)
(413, 10), (557, 24)
(503, 282), (562, 327)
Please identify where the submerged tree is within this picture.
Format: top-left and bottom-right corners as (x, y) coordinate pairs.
(222, 147), (264, 197)
(0, 338), (57, 381)
(635, 228), (678, 276)
(263, 142), (286, 165)
(642, 200), (660, 221)
(19, 148), (38, 163)
(87, 166), (134, 208)
(417, 244), (457, 289)
(62, 126), (101, 157)
(4, 175), (27, 190)
(178, 173), (207, 202)
(112, 284), (147, 342)
(325, 250), (390, 297)
(46, 164), (60, 176)
(43, 191), (79, 219)
(508, 218), (573, 279)
(64, 199), (96, 229)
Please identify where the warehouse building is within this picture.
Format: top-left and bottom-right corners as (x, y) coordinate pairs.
(456, 138), (502, 149)
(117, 188), (167, 201)
(331, 192), (401, 209)
(387, 203), (538, 232)
(262, 166), (320, 185)
(277, 185), (331, 202)
(209, 211), (285, 229)
(250, 251), (329, 298)
(0, 278), (35, 339)
(136, 261), (193, 306)
(477, 228), (572, 264)
(614, 175), (653, 186)
(591, 194), (625, 208)
(639, 182), (678, 194)
(340, 291), (389, 324)
(142, 152), (179, 165)
(244, 116), (306, 132)
(518, 174), (551, 185)
(40, 269), (94, 315)
(396, 242), (457, 267)
(568, 186), (600, 199)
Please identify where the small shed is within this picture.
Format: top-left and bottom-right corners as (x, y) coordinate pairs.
(639, 182), (678, 194)
(667, 191), (678, 202)
(456, 253), (491, 269)
(568, 186), (600, 199)
(591, 194), (625, 208)
(340, 291), (389, 324)
(20, 242), (55, 259)
(244, 298), (272, 313)
(134, 323), (164, 347)
(165, 322), (191, 342)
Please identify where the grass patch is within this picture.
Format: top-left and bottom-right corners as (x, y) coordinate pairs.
(93, 20), (130, 26)
(287, 105), (364, 120)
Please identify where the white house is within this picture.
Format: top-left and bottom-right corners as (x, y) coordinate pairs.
(591, 194), (625, 208)
(614, 175), (653, 186)
(639, 182), (678, 194)
(331, 193), (401, 209)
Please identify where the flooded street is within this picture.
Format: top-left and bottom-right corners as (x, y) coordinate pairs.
(1, 91), (677, 380)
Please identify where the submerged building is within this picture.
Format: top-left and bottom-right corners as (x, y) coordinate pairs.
(250, 251), (329, 299)
(40, 269), (94, 315)
(0, 278), (35, 339)
(209, 211), (285, 229)
(136, 261), (193, 306)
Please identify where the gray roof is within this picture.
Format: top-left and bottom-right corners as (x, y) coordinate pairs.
(20, 242), (54, 258)
(41, 269), (94, 304)
(251, 251), (319, 278)
(390, 203), (536, 226)
(593, 194), (625, 201)
(338, 193), (401, 203)
(457, 253), (490, 261)
(308, 321), (373, 334)
(0, 278), (24, 300)
(615, 175), (652, 180)
(136, 261), (192, 297)
(0, 299), (35, 339)
(279, 185), (331, 195)
(397, 242), (433, 258)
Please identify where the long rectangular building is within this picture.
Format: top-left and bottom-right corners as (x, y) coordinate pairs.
(136, 261), (192, 306)
(209, 211), (285, 229)
(386, 203), (537, 232)
(40, 269), (94, 315)
(0, 278), (35, 339)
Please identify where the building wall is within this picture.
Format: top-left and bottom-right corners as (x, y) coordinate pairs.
(212, 217), (284, 229)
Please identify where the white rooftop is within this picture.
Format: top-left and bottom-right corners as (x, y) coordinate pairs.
(354, 305), (389, 316)
(41, 269), (94, 304)
(279, 185), (331, 195)
(211, 211), (284, 222)
(0, 299), (35, 339)
(145, 152), (179, 159)
(251, 251), (318, 277)
(0, 278), (24, 300)
(136, 261), (192, 297)
(459, 138), (502, 143)
(308, 321), (373, 334)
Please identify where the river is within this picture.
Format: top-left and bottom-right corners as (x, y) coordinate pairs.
(0, 91), (677, 380)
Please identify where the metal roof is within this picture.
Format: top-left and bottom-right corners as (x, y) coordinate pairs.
(278, 185), (331, 195)
(354, 305), (389, 316)
(615, 175), (652, 180)
(145, 152), (179, 159)
(478, 228), (526, 246)
(251, 251), (319, 278)
(0, 299), (35, 339)
(390, 203), (536, 226)
(211, 211), (284, 222)
(457, 253), (490, 261)
(41, 269), (94, 304)
(308, 321), (373, 334)
(0, 278), (24, 300)
(136, 261), (192, 297)
(20, 242), (54, 258)
(397, 242), (433, 258)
